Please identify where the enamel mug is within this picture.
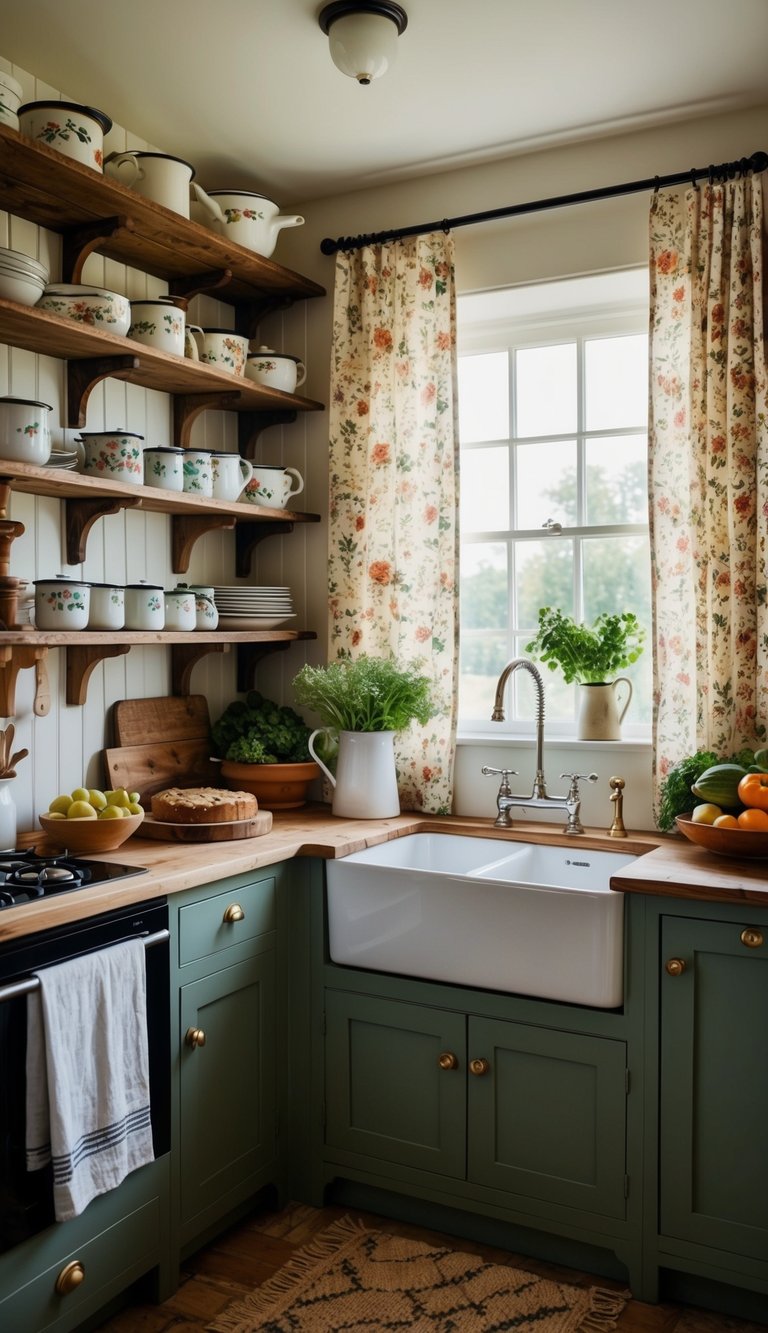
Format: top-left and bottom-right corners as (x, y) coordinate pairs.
(188, 327), (249, 377)
(127, 297), (186, 356)
(211, 452), (254, 502)
(143, 445), (185, 491)
(124, 582), (164, 631)
(163, 586), (196, 631)
(245, 346), (306, 394)
(34, 577), (90, 631)
(176, 584), (219, 630)
(182, 449), (213, 497)
(88, 582), (125, 630)
(242, 465), (304, 510)
(104, 150), (195, 217)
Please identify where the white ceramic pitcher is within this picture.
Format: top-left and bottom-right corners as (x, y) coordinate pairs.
(308, 729), (400, 819)
(576, 678), (632, 741)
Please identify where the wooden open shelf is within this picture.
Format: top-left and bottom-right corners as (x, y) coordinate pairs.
(0, 123), (325, 311)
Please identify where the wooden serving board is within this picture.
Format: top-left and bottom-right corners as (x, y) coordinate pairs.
(112, 696), (211, 746)
(138, 810), (273, 843)
(104, 695), (219, 798)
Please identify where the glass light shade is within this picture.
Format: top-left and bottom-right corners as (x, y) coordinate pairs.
(327, 11), (400, 84)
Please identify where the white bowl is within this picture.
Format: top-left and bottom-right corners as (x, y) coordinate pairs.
(0, 247), (48, 280)
(0, 73), (22, 130)
(0, 270), (46, 307)
(37, 284), (130, 336)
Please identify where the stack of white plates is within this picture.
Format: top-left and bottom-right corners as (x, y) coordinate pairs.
(44, 448), (79, 470)
(213, 585), (295, 630)
(0, 246), (49, 307)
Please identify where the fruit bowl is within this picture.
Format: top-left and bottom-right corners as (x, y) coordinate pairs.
(676, 813), (768, 859)
(37, 811), (145, 854)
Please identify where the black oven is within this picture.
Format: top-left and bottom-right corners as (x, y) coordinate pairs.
(0, 887), (170, 1254)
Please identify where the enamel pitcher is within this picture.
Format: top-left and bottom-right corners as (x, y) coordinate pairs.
(308, 729), (400, 819)
(576, 678), (632, 741)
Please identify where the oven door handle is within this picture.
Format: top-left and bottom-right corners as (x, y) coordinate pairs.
(0, 928), (170, 1004)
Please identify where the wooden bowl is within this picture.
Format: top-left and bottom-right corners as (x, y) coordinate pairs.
(220, 760), (320, 810)
(38, 810), (145, 854)
(676, 812), (768, 859)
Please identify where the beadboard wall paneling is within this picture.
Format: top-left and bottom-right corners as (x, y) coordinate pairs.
(0, 53), (317, 830)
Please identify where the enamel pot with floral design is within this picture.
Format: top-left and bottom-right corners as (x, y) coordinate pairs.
(0, 398), (53, 465)
(18, 100), (112, 172)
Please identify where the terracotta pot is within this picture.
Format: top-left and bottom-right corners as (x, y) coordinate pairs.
(220, 760), (319, 810)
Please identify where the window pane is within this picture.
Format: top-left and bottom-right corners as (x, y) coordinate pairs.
(461, 446), (509, 532)
(582, 536), (652, 723)
(516, 439), (576, 528)
(458, 352), (508, 443)
(586, 435), (648, 525)
(459, 542), (508, 719)
(515, 539), (574, 631)
(585, 334), (648, 431)
(516, 343), (576, 437)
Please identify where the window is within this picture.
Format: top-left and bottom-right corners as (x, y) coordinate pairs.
(457, 270), (651, 735)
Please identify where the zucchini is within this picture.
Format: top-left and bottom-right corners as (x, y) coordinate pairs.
(691, 763), (747, 809)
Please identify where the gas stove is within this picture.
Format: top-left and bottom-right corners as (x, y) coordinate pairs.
(0, 849), (148, 908)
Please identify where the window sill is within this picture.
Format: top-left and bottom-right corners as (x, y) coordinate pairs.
(457, 730), (652, 753)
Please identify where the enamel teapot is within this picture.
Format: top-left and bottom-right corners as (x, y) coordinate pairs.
(190, 186), (304, 258)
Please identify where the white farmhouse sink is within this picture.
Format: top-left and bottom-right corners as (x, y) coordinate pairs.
(326, 833), (637, 1008)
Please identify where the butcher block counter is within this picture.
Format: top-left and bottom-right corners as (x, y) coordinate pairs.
(3, 804), (761, 941)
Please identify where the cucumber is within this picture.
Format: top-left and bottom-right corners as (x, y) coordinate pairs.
(691, 763), (747, 809)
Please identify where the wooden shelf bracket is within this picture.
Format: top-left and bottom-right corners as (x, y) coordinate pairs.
(235, 519), (294, 578)
(171, 641), (230, 696)
(234, 294), (295, 342)
(172, 392), (242, 448)
(237, 410), (297, 458)
(66, 643), (131, 706)
(65, 495), (142, 565)
(235, 632), (316, 692)
(168, 269), (234, 303)
(61, 216), (137, 283)
(67, 355), (142, 428)
(172, 514), (237, 573)
(0, 645), (48, 717)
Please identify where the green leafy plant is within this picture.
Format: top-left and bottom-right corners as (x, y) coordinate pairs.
(211, 690), (311, 764)
(292, 656), (435, 733)
(525, 607), (645, 684)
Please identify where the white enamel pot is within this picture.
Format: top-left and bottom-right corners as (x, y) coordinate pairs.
(191, 186), (304, 258)
(124, 583), (164, 631)
(0, 398), (53, 465)
(76, 430), (144, 485)
(245, 346), (306, 393)
(105, 151), (195, 218)
(18, 100), (112, 172)
(128, 297), (186, 356)
(34, 577), (90, 630)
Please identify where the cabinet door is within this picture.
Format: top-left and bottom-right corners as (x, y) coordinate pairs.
(660, 916), (768, 1260)
(325, 991), (466, 1178)
(468, 1016), (627, 1219)
(179, 952), (275, 1228)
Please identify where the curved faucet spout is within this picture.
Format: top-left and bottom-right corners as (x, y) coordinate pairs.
(491, 657), (545, 789)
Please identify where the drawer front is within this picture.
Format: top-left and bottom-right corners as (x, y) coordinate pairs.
(0, 1195), (161, 1332)
(178, 876), (276, 965)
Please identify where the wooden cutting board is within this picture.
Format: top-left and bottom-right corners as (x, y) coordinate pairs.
(103, 695), (220, 799)
(138, 810), (273, 842)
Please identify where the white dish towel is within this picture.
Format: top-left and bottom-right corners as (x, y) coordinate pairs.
(25, 937), (154, 1221)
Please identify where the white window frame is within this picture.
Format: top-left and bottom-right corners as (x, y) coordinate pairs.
(456, 270), (651, 744)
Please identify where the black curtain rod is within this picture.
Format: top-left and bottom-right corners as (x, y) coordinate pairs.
(319, 150), (768, 256)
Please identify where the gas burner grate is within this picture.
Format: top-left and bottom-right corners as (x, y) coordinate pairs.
(0, 850), (91, 891)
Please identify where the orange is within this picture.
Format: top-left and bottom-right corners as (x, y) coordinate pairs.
(713, 814), (739, 828)
(737, 807), (768, 830)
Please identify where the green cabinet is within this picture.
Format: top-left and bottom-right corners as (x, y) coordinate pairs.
(324, 990), (628, 1222)
(172, 870), (283, 1255)
(658, 913), (768, 1265)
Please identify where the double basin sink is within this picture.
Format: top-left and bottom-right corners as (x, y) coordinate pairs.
(326, 833), (637, 1008)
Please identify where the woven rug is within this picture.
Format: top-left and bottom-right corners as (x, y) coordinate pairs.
(209, 1216), (630, 1333)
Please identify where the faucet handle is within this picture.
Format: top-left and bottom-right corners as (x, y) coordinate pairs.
(560, 772), (599, 785)
(482, 766), (518, 778)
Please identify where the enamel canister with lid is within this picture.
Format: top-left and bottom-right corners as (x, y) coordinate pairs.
(144, 446), (185, 491)
(175, 584), (218, 630)
(124, 582), (164, 631)
(0, 398), (53, 465)
(88, 582), (125, 630)
(163, 587), (196, 631)
(34, 577), (90, 630)
(77, 430), (144, 485)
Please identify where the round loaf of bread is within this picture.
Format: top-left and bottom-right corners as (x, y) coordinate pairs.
(151, 786), (258, 824)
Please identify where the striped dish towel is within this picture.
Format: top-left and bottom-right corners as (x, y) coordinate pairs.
(25, 937), (154, 1220)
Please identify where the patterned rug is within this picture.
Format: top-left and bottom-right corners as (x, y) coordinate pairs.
(209, 1216), (630, 1333)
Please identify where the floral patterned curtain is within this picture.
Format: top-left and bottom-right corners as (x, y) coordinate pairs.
(327, 231), (459, 813)
(649, 175), (768, 809)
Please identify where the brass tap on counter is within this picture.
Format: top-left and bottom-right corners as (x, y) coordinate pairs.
(607, 775), (627, 837)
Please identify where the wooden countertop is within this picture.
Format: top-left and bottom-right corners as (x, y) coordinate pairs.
(3, 807), (764, 941)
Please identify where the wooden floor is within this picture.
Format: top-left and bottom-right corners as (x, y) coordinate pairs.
(94, 1200), (766, 1332)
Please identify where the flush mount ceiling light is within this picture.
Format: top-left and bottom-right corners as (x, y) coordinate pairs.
(318, 2), (408, 85)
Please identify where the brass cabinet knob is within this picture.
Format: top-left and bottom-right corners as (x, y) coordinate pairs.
(55, 1260), (85, 1296)
(665, 958), (686, 976)
(469, 1057), (490, 1076)
(185, 1026), (206, 1049)
(740, 927), (764, 948)
(438, 1051), (459, 1070)
(223, 903), (244, 924)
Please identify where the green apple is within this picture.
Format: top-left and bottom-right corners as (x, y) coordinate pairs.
(691, 802), (722, 825)
(99, 804), (124, 820)
(67, 800), (97, 819)
(88, 789), (107, 811)
(112, 788), (131, 808)
(129, 792), (141, 805)
(45, 810), (67, 820)
(70, 787), (90, 803)
(127, 802), (143, 816)
(49, 793), (72, 815)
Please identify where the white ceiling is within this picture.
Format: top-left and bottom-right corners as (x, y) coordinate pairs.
(3, 0), (768, 204)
